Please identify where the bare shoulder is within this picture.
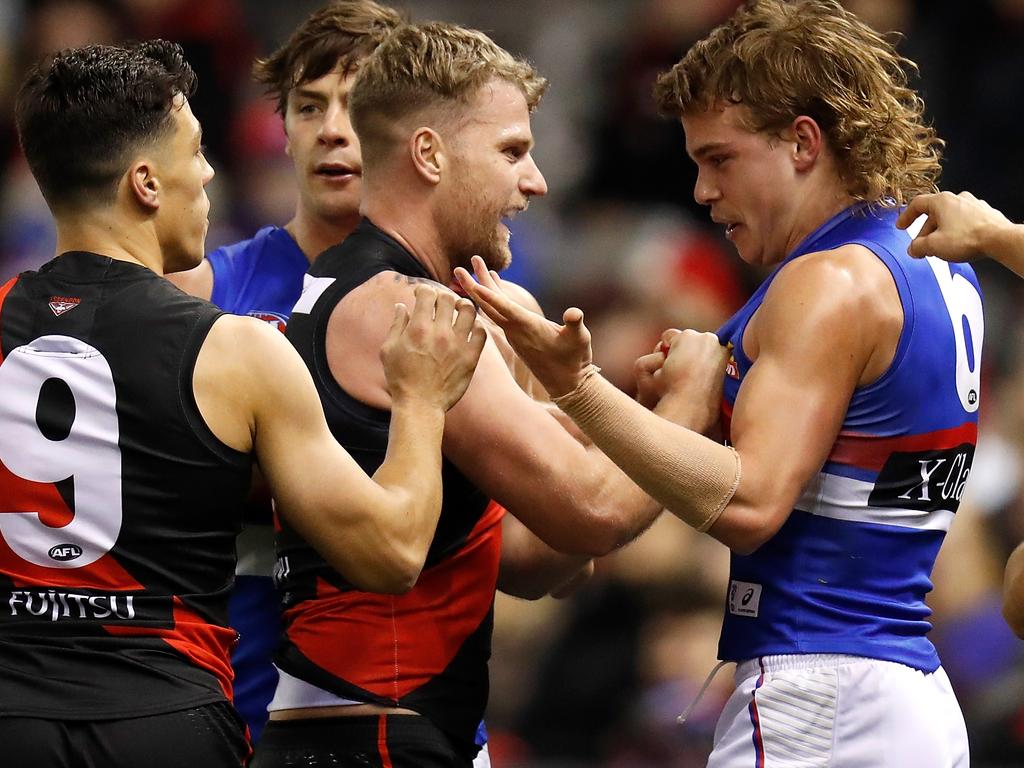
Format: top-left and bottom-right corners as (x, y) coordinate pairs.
(766, 244), (900, 324)
(752, 244), (902, 381)
(330, 271), (455, 337)
(202, 314), (292, 386)
(165, 258), (214, 301)
(325, 271), (455, 409)
(193, 314), (281, 451)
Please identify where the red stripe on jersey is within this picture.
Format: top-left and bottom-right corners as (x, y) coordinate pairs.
(0, 464), (143, 590)
(104, 596), (236, 701)
(284, 507), (502, 702)
(377, 715), (394, 768)
(827, 422), (978, 472)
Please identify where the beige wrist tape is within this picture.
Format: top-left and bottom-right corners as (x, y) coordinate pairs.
(553, 370), (741, 532)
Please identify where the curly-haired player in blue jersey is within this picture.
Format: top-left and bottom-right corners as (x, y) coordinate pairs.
(458, 1), (981, 765)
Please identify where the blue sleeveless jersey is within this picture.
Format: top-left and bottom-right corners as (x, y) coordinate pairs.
(715, 204), (983, 672)
(208, 225), (307, 743)
(209, 226), (308, 328)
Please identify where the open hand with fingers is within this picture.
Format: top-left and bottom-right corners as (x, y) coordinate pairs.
(896, 190), (1018, 264)
(455, 255), (594, 398)
(381, 283), (487, 411)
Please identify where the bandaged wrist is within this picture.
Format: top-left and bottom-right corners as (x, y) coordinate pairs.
(553, 372), (741, 532)
(550, 364), (602, 405)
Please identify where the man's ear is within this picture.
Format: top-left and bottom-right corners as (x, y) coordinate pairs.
(128, 160), (160, 210)
(409, 127), (445, 185)
(789, 115), (823, 172)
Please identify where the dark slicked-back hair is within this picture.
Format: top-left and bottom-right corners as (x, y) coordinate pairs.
(253, 0), (403, 115)
(654, 0), (942, 205)
(16, 40), (197, 212)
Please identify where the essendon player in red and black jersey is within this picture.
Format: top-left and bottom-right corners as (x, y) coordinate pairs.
(2, 41), (484, 768)
(262, 23), (713, 768)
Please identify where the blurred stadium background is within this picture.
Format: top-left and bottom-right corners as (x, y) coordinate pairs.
(2, 1), (1023, 765)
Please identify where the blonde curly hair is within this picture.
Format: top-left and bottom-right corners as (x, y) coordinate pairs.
(350, 21), (547, 169)
(654, 0), (943, 204)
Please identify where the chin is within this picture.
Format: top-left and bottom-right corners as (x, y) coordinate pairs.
(480, 239), (512, 272)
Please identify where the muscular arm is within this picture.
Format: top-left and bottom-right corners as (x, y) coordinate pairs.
(194, 290), (483, 593)
(1003, 542), (1024, 638)
(458, 247), (901, 554)
(707, 248), (899, 551)
(331, 274), (683, 557)
(487, 281), (595, 596)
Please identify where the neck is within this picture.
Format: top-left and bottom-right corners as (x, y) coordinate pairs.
(360, 192), (450, 283)
(285, 207), (361, 264)
(54, 210), (161, 273)
(782, 183), (857, 259)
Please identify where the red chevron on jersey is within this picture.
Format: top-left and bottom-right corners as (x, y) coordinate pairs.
(827, 422), (978, 473)
(104, 596), (237, 700)
(283, 503), (502, 701)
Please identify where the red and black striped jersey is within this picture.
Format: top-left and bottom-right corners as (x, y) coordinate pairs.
(0, 252), (252, 719)
(282, 219), (503, 758)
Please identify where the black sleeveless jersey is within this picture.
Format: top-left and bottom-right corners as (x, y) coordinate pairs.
(0, 253), (252, 719)
(281, 219), (502, 757)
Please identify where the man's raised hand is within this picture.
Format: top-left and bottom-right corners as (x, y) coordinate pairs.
(455, 255), (595, 398)
(381, 283), (487, 411)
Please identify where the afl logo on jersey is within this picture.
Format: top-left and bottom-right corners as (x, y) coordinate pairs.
(48, 544), (83, 562)
(248, 311), (288, 333)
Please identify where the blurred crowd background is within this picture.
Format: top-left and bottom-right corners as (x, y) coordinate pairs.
(2, 0), (1024, 765)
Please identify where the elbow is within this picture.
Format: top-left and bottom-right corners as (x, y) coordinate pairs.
(713, 505), (788, 557)
(724, 523), (776, 556)
(571, 516), (634, 557)
(499, 579), (550, 601)
(337, 546), (425, 595)
(376, 546), (426, 594)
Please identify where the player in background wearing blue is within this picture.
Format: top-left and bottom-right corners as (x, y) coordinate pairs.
(170, 3), (594, 756)
(458, 1), (981, 765)
(896, 191), (1024, 641)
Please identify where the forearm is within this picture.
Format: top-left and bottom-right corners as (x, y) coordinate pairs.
(1003, 541), (1024, 638)
(372, 397), (447, 563)
(555, 373), (739, 533)
(498, 518), (593, 600)
(985, 223), (1024, 277)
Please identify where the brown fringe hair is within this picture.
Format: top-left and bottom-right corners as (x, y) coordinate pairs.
(654, 0), (943, 204)
(253, 0), (403, 115)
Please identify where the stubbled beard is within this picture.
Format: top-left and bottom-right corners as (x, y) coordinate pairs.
(459, 225), (511, 273)
(440, 206), (512, 275)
